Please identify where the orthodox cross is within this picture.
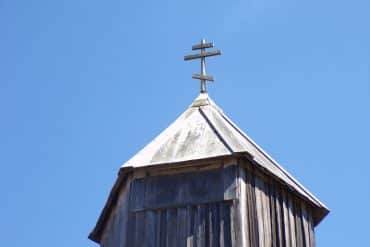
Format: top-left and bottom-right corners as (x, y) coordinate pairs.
(184, 39), (221, 93)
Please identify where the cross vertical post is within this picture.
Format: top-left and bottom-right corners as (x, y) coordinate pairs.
(184, 39), (221, 93)
(200, 39), (207, 93)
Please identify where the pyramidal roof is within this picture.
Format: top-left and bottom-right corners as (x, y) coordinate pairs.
(122, 93), (328, 219)
(90, 93), (329, 242)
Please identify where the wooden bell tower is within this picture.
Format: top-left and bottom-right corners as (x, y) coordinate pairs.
(89, 40), (329, 247)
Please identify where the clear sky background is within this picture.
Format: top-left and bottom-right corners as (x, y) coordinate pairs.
(0, 0), (369, 246)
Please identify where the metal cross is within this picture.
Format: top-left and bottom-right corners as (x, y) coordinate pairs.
(184, 39), (221, 93)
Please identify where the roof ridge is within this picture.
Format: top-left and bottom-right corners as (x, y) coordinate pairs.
(198, 106), (234, 153)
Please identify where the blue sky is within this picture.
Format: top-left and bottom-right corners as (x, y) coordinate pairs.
(0, 0), (369, 246)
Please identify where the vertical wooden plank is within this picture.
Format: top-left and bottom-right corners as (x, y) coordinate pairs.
(196, 205), (206, 247)
(207, 204), (214, 247)
(134, 212), (145, 247)
(129, 179), (146, 211)
(209, 203), (220, 247)
(166, 208), (178, 247)
(308, 210), (316, 247)
(255, 176), (265, 247)
(281, 190), (291, 247)
(301, 202), (310, 247)
(118, 179), (132, 247)
(230, 200), (243, 247)
(274, 187), (284, 247)
(101, 213), (114, 247)
(238, 167), (249, 247)
(294, 200), (304, 247)
(220, 202), (232, 247)
(204, 204), (210, 247)
(112, 210), (121, 247)
(287, 195), (297, 247)
(245, 170), (259, 246)
(177, 207), (188, 247)
(219, 203), (225, 247)
(269, 184), (277, 247)
(125, 213), (136, 247)
(186, 206), (195, 247)
(230, 201), (236, 246)
(101, 179), (133, 247)
(153, 210), (161, 247)
(159, 210), (167, 247)
(193, 205), (200, 247)
(144, 210), (157, 247)
(261, 180), (272, 247)
(104, 211), (117, 247)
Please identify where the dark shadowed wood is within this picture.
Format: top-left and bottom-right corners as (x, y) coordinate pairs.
(301, 202), (310, 247)
(177, 207), (188, 247)
(295, 199), (304, 246)
(187, 206), (195, 247)
(308, 212), (316, 247)
(144, 211), (157, 247)
(210, 203), (220, 247)
(129, 166), (237, 212)
(134, 212), (145, 247)
(159, 210), (167, 247)
(197, 205), (206, 247)
(166, 208), (178, 247)
(125, 213), (135, 247)
(245, 170), (259, 246)
(220, 203), (232, 247)
(269, 184), (277, 247)
(287, 195), (297, 246)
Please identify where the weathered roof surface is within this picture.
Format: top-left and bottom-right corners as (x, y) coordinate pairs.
(123, 93), (328, 212)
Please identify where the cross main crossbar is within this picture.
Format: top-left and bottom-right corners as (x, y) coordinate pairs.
(184, 50), (221, 61)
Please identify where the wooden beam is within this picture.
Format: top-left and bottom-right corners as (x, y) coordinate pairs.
(192, 42), (214, 50)
(192, 73), (214, 81)
(184, 50), (221, 60)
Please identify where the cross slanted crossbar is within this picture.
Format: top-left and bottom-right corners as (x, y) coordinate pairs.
(184, 39), (221, 93)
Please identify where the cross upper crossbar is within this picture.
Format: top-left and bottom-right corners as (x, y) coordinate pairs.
(192, 42), (214, 50)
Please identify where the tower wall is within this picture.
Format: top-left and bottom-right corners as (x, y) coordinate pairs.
(239, 160), (316, 246)
(99, 159), (316, 247)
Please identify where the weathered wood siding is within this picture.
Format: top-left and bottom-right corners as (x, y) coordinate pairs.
(239, 166), (316, 247)
(126, 202), (238, 247)
(100, 163), (316, 247)
(129, 166), (237, 212)
(100, 176), (132, 247)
